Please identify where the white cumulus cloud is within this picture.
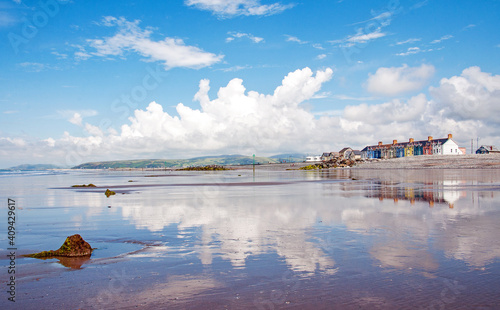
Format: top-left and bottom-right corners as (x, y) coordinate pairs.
(430, 66), (500, 122)
(366, 64), (435, 96)
(58, 109), (98, 126)
(69, 113), (83, 126)
(344, 94), (429, 125)
(34, 67), (334, 166)
(115, 67), (334, 154)
(4, 66), (500, 167)
(82, 16), (223, 69)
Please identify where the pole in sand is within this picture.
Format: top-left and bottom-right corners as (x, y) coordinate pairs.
(253, 154), (255, 181)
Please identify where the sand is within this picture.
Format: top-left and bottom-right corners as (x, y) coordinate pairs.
(4, 165), (500, 309)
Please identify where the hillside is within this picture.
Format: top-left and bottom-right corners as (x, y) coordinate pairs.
(2, 164), (62, 171)
(71, 154), (304, 169)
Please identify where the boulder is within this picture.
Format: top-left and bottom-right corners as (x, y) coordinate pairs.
(105, 189), (116, 197)
(24, 234), (93, 258)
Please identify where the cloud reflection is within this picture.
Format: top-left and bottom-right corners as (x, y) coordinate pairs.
(82, 170), (500, 273)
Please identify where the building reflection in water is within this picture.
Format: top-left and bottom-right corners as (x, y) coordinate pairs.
(355, 179), (466, 208)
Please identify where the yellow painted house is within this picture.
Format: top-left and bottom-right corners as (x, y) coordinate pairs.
(404, 138), (414, 156)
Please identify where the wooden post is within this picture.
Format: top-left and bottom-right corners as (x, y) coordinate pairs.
(253, 154), (255, 180)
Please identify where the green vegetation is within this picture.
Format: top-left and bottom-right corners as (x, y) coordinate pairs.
(105, 189), (116, 197)
(71, 183), (96, 187)
(299, 164), (322, 170)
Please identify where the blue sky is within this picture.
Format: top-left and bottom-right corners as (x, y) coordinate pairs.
(1, 0), (499, 168)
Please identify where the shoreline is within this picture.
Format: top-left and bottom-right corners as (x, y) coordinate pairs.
(63, 154), (500, 173)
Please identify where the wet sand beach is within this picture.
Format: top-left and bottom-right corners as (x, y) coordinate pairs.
(1, 166), (500, 309)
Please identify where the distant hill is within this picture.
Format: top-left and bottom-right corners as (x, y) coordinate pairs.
(269, 153), (307, 162)
(3, 164), (62, 171)
(72, 154), (304, 169)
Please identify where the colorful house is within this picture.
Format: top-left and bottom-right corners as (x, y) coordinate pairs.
(423, 136), (433, 155)
(361, 134), (461, 160)
(404, 139), (414, 157)
(361, 146), (375, 159)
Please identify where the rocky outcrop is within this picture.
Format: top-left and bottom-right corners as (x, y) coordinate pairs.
(177, 165), (230, 171)
(24, 234), (93, 258)
(105, 189), (116, 197)
(71, 184), (96, 187)
(300, 158), (360, 170)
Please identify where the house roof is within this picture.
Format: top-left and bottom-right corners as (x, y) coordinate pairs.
(478, 145), (500, 152)
(322, 152), (339, 157)
(339, 147), (352, 153)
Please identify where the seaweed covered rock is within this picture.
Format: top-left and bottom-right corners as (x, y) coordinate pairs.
(24, 234), (93, 258)
(177, 165), (230, 171)
(71, 183), (96, 187)
(105, 189), (116, 197)
(299, 164), (321, 170)
(299, 158), (358, 170)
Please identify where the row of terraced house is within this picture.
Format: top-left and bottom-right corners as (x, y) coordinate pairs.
(361, 134), (465, 160)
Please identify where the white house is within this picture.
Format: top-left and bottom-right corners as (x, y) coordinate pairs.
(441, 136), (461, 155)
(306, 155), (322, 162)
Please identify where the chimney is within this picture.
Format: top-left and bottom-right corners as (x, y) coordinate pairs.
(378, 141), (383, 146)
(428, 136), (433, 141)
(448, 133), (453, 140)
(409, 138), (414, 143)
(393, 140), (398, 145)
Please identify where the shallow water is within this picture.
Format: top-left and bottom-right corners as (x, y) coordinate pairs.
(1, 168), (500, 309)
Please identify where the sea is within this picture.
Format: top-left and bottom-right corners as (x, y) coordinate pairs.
(1, 168), (500, 309)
